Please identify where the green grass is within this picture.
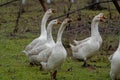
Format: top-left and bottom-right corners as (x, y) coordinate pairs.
(0, 0), (120, 80)
(0, 37), (112, 80)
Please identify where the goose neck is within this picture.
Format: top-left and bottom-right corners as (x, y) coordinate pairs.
(40, 13), (50, 36)
(56, 22), (66, 44)
(91, 20), (100, 37)
(47, 22), (54, 43)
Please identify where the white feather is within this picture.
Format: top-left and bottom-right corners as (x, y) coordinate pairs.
(110, 41), (120, 80)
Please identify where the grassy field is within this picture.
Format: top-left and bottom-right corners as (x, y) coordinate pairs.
(0, 0), (120, 80)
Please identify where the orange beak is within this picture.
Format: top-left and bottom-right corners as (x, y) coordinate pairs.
(57, 19), (62, 24)
(100, 15), (107, 22)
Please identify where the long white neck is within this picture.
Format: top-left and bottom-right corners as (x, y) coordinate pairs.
(56, 22), (66, 44)
(91, 20), (100, 37)
(40, 13), (50, 38)
(47, 22), (54, 43)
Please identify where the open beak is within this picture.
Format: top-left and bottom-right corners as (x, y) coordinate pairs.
(100, 15), (107, 22)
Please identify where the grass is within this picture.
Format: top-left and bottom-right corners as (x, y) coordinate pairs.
(0, 0), (120, 80)
(0, 37), (111, 80)
(0, 31), (113, 80)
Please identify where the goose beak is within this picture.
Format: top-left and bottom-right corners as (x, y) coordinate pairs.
(51, 9), (56, 13)
(100, 15), (107, 22)
(57, 19), (62, 24)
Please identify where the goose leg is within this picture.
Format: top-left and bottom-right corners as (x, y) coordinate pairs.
(39, 63), (42, 70)
(53, 70), (57, 80)
(30, 62), (34, 66)
(82, 60), (87, 67)
(82, 58), (87, 67)
(82, 59), (92, 67)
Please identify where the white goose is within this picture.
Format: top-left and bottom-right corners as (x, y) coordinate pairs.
(70, 13), (106, 66)
(28, 19), (61, 56)
(110, 40), (120, 80)
(28, 19), (61, 65)
(23, 9), (56, 56)
(40, 18), (72, 80)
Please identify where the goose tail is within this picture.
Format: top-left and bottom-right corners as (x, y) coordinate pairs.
(69, 43), (74, 48)
(70, 43), (76, 51)
(73, 40), (78, 45)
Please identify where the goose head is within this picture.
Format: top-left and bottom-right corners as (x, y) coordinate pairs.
(51, 19), (61, 25)
(63, 18), (72, 24)
(93, 13), (106, 22)
(46, 8), (56, 16)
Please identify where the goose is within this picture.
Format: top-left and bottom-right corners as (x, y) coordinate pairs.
(23, 8), (56, 56)
(28, 19), (61, 65)
(40, 18), (72, 80)
(110, 40), (120, 80)
(70, 13), (106, 67)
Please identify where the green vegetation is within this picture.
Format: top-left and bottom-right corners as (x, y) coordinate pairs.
(0, 38), (111, 80)
(0, 0), (120, 80)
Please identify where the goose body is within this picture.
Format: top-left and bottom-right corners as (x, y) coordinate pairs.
(28, 19), (61, 65)
(110, 41), (120, 80)
(23, 9), (55, 56)
(41, 18), (72, 80)
(71, 36), (102, 59)
(70, 13), (105, 66)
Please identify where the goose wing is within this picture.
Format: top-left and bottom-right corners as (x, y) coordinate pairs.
(71, 41), (89, 53)
(38, 47), (52, 62)
(73, 37), (90, 45)
(28, 44), (48, 56)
